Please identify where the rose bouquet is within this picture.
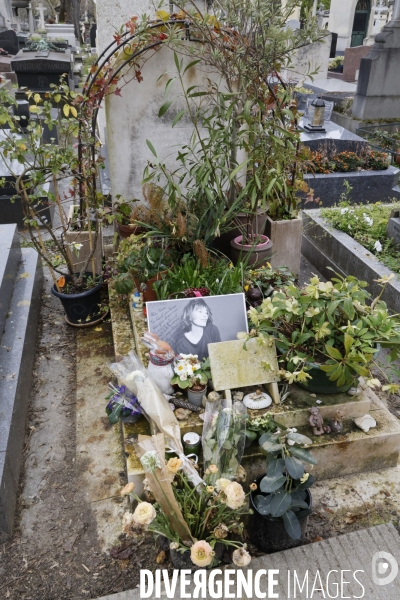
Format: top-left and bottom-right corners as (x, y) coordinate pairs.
(171, 354), (211, 391)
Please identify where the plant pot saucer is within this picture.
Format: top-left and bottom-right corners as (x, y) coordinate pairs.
(243, 391), (272, 409)
(64, 308), (109, 328)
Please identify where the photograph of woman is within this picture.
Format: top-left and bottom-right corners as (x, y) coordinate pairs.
(175, 298), (221, 360)
(146, 293), (248, 359)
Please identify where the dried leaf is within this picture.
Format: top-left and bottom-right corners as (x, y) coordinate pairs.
(324, 507), (334, 514)
(313, 536), (324, 543)
(110, 541), (134, 560)
(94, 327), (102, 332)
(19, 272), (30, 279)
(156, 550), (166, 564)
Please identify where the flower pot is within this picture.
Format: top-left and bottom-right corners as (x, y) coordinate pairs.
(51, 273), (103, 325)
(211, 207), (268, 256)
(265, 215), (302, 277)
(187, 384), (207, 407)
(133, 270), (167, 303)
(230, 234), (273, 267)
(117, 222), (144, 239)
(297, 362), (355, 394)
(248, 476), (312, 553)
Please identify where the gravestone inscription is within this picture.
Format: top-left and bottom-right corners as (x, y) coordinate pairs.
(11, 49), (73, 90)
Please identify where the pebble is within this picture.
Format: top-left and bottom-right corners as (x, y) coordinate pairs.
(175, 408), (191, 421)
(348, 387), (361, 396)
(207, 391), (221, 403)
(354, 414), (376, 432)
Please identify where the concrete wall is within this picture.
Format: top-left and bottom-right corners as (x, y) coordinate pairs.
(0, 0), (12, 29)
(283, 33), (332, 83)
(103, 43), (223, 201)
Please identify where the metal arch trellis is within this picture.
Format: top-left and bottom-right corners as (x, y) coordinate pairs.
(76, 18), (195, 216)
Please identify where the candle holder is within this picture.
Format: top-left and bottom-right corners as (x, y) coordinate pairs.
(304, 97), (326, 132)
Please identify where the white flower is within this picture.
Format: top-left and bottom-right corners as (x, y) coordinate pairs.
(224, 482), (246, 510)
(374, 240), (382, 252)
(215, 478), (231, 492)
(232, 547), (252, 567)
(140, 451), (162, 473)
(70, 242), (83, 255)
(340, 207), (349, 214)
(125, 370), (145, 382)
(363, 214), (373, 227)
(132, 502), (156, 526)
(216, 279), (220, 283)
(287, 439), (295, 446)
(300, 473), (310, 484)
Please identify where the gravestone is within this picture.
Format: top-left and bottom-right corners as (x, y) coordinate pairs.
(0, 29), (18, 54)
(11, 47), (73, 91)
(352, 0), (400, 119)
(45, 23), (77, 48)
(300, 117), (368, 157)
(90, 23), (96, 48)
(387, 209), (400, 246)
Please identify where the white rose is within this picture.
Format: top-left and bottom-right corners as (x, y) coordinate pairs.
(224, 482), (246, 510)
(232, 547), (252, 567)
(215, 478), (231, 492)
(133, 502), (156, 526)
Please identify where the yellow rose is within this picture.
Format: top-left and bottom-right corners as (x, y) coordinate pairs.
(224, 482), (246, 510)
(167, 457), (182, 474)
(133, 501), (156, 526)
(190, 540), (214, 567)
(120, 482), (135, 496)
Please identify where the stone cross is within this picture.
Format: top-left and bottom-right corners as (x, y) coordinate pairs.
(373, 0), (387, 33)
(28, 2), (35, 34)
(37, 2), (46, 29)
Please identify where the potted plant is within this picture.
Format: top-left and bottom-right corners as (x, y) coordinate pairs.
(122, 460), (251, 570)
(249, 424), (317, 552)
(171, 354), (211, 406)
(110, 235), (175, 302)
(0, 81), (109, 326)
(146, 0), (326, 274)
(245, 272), (400, 394)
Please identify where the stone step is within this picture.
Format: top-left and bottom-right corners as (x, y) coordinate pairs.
(244, 394), (400, 482)
(93, 522), (400, 600)
(0, 246), (43, 542)
(0, 224), (21, 339)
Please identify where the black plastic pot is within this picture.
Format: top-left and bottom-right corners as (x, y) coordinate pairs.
(248, 476), (312, 553)
(51, 273), (103, 325)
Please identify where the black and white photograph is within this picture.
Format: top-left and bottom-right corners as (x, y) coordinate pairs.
(146, 293), (248, 360)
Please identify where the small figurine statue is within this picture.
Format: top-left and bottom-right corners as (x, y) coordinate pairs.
(329, 409), (344, 433)
(308, 406), (331, 435)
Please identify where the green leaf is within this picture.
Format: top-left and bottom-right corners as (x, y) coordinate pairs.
(270, 491), (292, 517)
(253, 494), (272, 516)
(286, 432), (313, 445)
(343, 297), (355, 320)
(285, 456), (305, 480)
(172, 109), (185, 127)
(158, 100), (173, 118)
(298, 474), (316, 490)
(108, 403), (123, 424)
(146, 139), (157, 157)
(260, 474), (286, 493)
(325, 345), (343, 360)
(261, 441), (284, 453)
(290, 498), (309, 510)
(229, 158), (250, 181)
(289, 446), (318, 465)
(183, 59), (201, 75)
(282, 510), (302, 540)
(344, 333), (354, 355)
(267, 457), (285, 477)
(164, 77), (176, 97)
(174, 51), (181, 72)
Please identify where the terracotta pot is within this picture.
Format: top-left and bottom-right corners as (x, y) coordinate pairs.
(133, 270), (167, 303)
(230, 234), (273, 267)
(117, 222), (144, 239)
(394, 153), (400, 166)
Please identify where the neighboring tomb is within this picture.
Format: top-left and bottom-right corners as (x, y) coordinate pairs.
(0, 29), (18, 55)
(11, 40), (73, 91)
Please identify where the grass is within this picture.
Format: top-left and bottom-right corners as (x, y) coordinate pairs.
(321, 201), (400, 275)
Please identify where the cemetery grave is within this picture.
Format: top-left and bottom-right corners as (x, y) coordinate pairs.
(3, 0), (400, 598)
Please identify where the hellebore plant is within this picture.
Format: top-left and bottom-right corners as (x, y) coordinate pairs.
(245, 271), (400, 391)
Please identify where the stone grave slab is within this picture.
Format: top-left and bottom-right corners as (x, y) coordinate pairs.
(11, 48), (73, 91)
(90, 23), (96, 48)
(0, 29), (18, 55)
(0, 224), (21, 338)
(0, 55), (12, 72)
(208, 337), (279, 391)
(45, 23), (77, 48)
(300, 117), (368, 157)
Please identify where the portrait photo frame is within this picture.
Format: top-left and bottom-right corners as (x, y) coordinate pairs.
(146, 293), (248, 360)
